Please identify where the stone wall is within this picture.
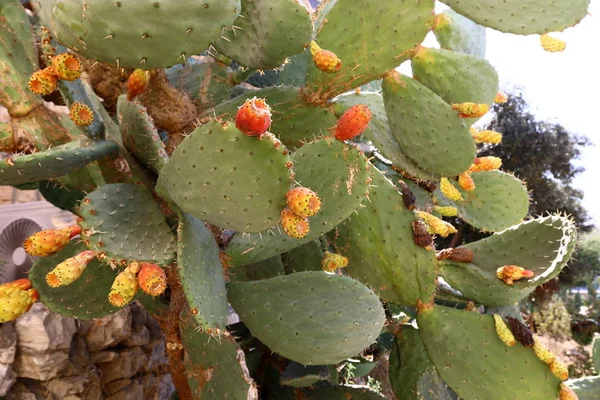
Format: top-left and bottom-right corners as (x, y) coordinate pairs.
(0, 302), (174, 399)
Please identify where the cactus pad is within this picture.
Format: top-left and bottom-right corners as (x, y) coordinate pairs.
(280, 362), (329, 388)
(303, 386), (385, 399)
(382, 73), (475, 177)
(417, 305), (561, 400)
(177, 213), (228, 331)
(28, 242), (121, 319)
(214, 0), (312, 69)
(35, 0), (241, 68)
(566, 376), (600, 399)
(439, 215), (577, 306)
(330, 167), (437, 305)
(166, 62), (232, 109)
(225, 137), (370, 266)
(227, 271), (385, 365)
(0, 139), (118, 186)
(78, 183), (177, 267)
(439, 0), (590, 35)
(157, 120), (293, 232)
(433, 9), (486, 58)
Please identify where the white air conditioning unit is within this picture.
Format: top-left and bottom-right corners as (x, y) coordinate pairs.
(0, 201), (75, 283)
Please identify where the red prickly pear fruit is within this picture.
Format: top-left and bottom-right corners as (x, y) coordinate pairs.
(0, 279), (39, 323)
(46, 250), (95, 288)
(235, 97), (272, 137)
(451, 102), (490, 118)
(458, 171), (475, 191)
(321, 251), (349, 272)
(468, 156), (502, 172)
(280, 208), (310, 239)
(69, 102), (94, 127)
(286, 187), (322, 218)
(137, 262), (167, 297)
(309, 41), (342, 73)
(51, 53), (82, 81)
(108, 263), (139, 307)
(127, 69), (151, 101)
(496, 265), (534, 285)
(24, 225), (82, 257)
(334, 104), (372, 141)
(28, 68), (59, 95)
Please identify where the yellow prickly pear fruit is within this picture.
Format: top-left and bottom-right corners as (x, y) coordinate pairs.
(69, 102), (94, 127)
(433, 206), (458, 217)
(471, 129), (503, 144)
(440, 177), (462, 201)
(493, 314), (516, 347)
(540, 34), (566, 53)
(0, 279), (39, 323)
(458, 171), (475, 192)
(416, 211), (455, 238)
(550, 357), (569, 381)
(137, 262), (167, 297)
(46, 250), (96, 288)
(280, 208), (310, 239)
(532, 337), (555, 365)
(51, 53), (82, 81)
(321, 251), (349, 272)
(310, 41), (342, 73)
(24, 225), (82, 257)
(496, 265), (535, 285)
(286, 187), (322, 218)
(451, 102), (490, 118)
(494, 91), (508, 103)
(468, 156), (502, 172)
(28, 68), (59, 95)
(108, 263), (139, 307)
(559, 383), (578, 400)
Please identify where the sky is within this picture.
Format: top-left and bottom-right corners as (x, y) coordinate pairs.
(407, 1), (600, 228)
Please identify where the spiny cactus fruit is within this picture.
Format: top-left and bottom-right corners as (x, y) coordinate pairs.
(50, 53), (82, 81)
(493, 314), (516, 346)
(505, 316), (534, 347)
(452, 102), (490, 118)
(494, 91), (508, 103)
(540, 34), (567, 53)
(471, 129), (503, 144)
(533, 337), (556, 365)
(137, 262), (167, 297)
(334, 104), (372, 141)
(69, 102), (94, 127)
(440, 177), (463, 201)
(550, 358), (570, 381)
(28, 67), (58, 95)
(108, 263), (139, 308)
(321, 251), (349, 273)
(0, 279), (39, 323)
(235, 97), (272, 137)
(458, 171), (475, 191)
(469, 156), (503, 172)
(309, 40), (342, 73)
(411, 220), (434, 251)
(436, 247), (474, 262)
(126, 69), (151, 101)
(45, 250), (96, 287)
(286, 187), (322, 218)
(280, 208), (310, 239)
(416, 211), (456, 238)
(24, 225), (81, 257)
(559, 383), (578, 400)
(497, 265), (535, 285)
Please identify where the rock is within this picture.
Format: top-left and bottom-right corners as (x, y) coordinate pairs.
(120, 305), (150, 347)
(85, 308), (132, 352)
(0, 323), (17, 396)
(44, 371), (102, 400)
(96, 346), (148, 384)
(105, 378), (144, 400)
(104, 378), (133, 396)
(144, 373), (175, 400)
(0, 364), (16, 397)
(13, 304), (77, 380)
(4, 380), (45, 400)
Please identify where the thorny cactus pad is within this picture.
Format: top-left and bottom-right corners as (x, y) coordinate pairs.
(0, 0), (590, 398)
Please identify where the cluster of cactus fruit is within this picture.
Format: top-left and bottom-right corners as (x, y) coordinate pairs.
(0, 0), (593, 398)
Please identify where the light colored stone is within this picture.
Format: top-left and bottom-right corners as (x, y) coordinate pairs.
(97, 346), (148, 384)
(145, 373), (176, 400)
(105, 378), (144, 400)
(0, 323), (17, 364)
(85, 307), (132, 352)
(104, 378), (133, 396)
(0, 363), (16, 397)
(44, 371), (102, 400)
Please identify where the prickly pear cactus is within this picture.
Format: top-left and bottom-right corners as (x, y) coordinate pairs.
(0, 0), (589, 398)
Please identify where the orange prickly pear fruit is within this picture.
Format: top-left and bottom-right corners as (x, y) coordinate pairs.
(452, 102), (490, 118)
(471, 129), (503, 144)
(321, 251), (349, 273)
(334, 104), (372, 141)
(137, 262), (167, 297)
(69, 102), (94, 127)
(286, 187), (322, 218)
(468, 156), (502, 172)
(309, 41), (342, 73)
(440, 177), (462, 201)
(51, 53), (82, 81)
(494, 91), (508, 103)
(550, 358), (569, 381)
(28, 68), (59, 95)
(126, 69), (151, 101)
(559, 383), (578, 400)
(45, 250), (96, 288)
(24, 225), (82, 257)
(108, 263), (139, 307)
(493, 314), (516, 347)
(532, 337), (555, 365)
(496, 265), (534, 285)
(0, 279), (39, 323)
(235, 97), (272, 137)
(280, 208), (310, 239)
(434, 205), (458, 217)
(458, 171), (475, 192)
(540, 34), (566, 53)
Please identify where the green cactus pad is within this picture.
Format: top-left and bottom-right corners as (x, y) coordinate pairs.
(281, 240), (324, 273)
(303, 0), (435, 102)
(28, 242), (122, 319)
(35, 0), (241, 68)
(245, 256), (286, 281)
(166, 62), (232, 109)
(214, 0), (311, 69)
(434, 171), (529, 232)
(417, 305), (561, 400)
(227, 271), (385, 365)
(439, 215), (577, 307)
(38, 180), (86, 213)
(278, 50), (310, 87)
(412, 46), (497, 111)
(334, 92), (437, 181)
(389, 326), (458, 400)
(593, 335), (600, 372)
(224, 137), (370, 267)
(439, 0), (590, 35)
(78, 183), (177, 267)
(303, 386), (385, 399)
(180, 312), (258, 399)
(0, 0), (41, 116)
(567, 376), (600, 399)
(117, 95), (169, 175)
(209, 86), (337, 150)
(382, 73), (475, 177)
(330, 167), (437, 305)
(433, 9), (486, 58)
(177, 213), (228, 331)
(0, 139), (119, 186)
(280, 362), (329, 388)
(157, 120), (293, 232)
